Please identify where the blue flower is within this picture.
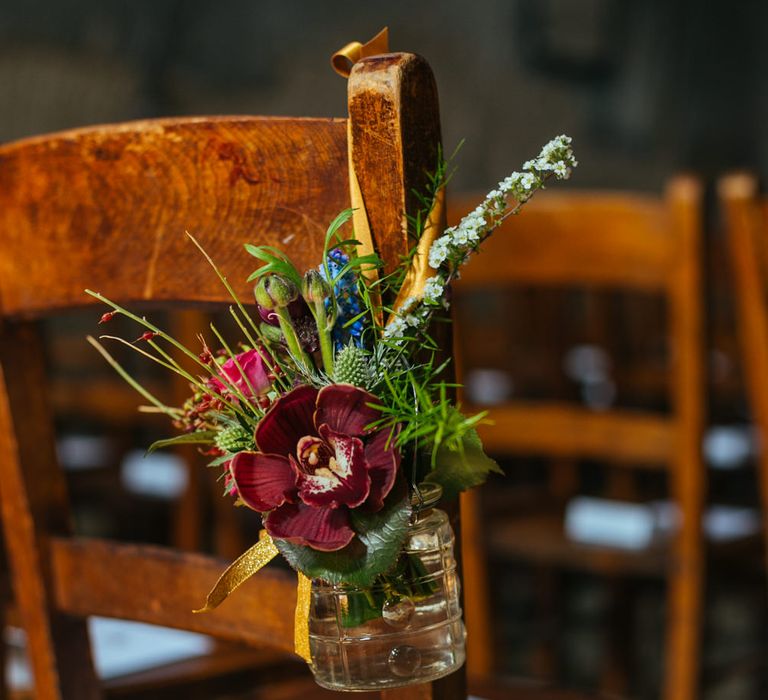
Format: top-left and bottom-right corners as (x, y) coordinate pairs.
(321, 249), (368, 350)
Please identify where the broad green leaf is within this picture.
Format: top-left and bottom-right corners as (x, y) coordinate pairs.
(275, 490), (411, 587)
(428, 418), (503, 501)
(147, 430), (216, 454)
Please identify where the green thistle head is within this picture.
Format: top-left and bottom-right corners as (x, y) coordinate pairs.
(215, 424), (254, 453)
(333, 344), (371, 389)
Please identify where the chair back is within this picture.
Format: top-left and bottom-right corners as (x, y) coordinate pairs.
(0, 53), (465, 700)
(452, 178), (705, 700)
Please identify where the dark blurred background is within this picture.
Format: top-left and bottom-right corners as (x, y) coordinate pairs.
(3, 2), (768, 698)
(2, 0), (766, 191)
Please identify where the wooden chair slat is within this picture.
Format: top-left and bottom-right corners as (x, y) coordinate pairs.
(450, 193), (675, 290)
(0, 117), (348, 318)
(486, 512), (669, 575)
(468, 402), (675, 467)
(50, 537), (297, 649)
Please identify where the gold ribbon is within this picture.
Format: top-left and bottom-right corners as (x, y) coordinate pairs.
(194, 530), (312, 662)
(194, 529), (279, 613)
(338, 28), (391, 315)
(331, 26), (446, 322)
(347, 124), (378, 280)
(331, 27), (389, 77)
(294, 573), (313, 663)
(391, 186), (447, 315)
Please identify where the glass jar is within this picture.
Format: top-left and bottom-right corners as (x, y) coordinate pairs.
(308, 482), (466, 691)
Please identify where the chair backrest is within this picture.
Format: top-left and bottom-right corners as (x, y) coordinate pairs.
(0, 53), (465, 700)
(719, 173), (768, 549)
(452, 180), (703, 468)
(452, 177), (705, 699)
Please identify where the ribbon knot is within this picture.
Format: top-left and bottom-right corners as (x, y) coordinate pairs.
(331, 27), (389, 77)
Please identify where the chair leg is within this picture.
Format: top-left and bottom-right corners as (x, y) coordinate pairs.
(662, 561), (703, 700)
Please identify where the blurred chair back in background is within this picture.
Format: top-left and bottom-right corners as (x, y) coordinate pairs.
(452, 178), (705, 700)
(721, 173), (768, 567)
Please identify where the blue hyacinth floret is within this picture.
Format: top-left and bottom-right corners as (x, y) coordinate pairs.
(322, 248), (368, 351)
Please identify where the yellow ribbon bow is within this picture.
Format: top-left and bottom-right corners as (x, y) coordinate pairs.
(331, 27), (389, 77)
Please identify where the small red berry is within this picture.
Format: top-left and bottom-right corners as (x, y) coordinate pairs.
(98, 311), (116, 324)
(135, 331), (158, 342)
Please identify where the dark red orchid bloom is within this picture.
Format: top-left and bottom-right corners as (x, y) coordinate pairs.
(231, 384), (399, 551)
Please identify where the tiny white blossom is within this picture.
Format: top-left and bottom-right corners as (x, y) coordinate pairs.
(520, 173), (536, 190)
(451, 228), (470, 246)
(383, 315), (407, 340)
(423, 276), (444, 303)
(404, 314), (421, 328)
(500, 172), (523, 192)
(465, 226), (482, 243)
(428, 236), (452, 269)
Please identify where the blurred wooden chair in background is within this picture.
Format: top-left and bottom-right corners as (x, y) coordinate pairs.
(721, 173), (768, 564)
(0, 52), (464, 699)
(453, 178), (705, 700)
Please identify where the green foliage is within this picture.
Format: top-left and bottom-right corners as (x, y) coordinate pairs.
(275, 491), (411, 587)
(337, 553), (438, 628)
(427, 415), (503, 501)
(147, 430), (216, 454)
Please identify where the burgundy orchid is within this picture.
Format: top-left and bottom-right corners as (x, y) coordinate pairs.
(231, 384), (399, 551)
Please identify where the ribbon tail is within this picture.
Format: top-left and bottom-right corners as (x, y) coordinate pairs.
(347, 121), (383, 324)
(294, 572), (312, 662)
(390, 186), (447, 317)
(194, 530), (279, 613)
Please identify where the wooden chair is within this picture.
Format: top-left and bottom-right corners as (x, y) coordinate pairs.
(0, 52), (466, 699)
(453, 178), (705, 700)
(720, 173), (768, 561)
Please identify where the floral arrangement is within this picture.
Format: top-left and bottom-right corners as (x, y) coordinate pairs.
(87, 135), (577, 603)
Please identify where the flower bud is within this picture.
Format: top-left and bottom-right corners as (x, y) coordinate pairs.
(254, 274), (298, 310)
(259, 322), (284, 344)
(302, 269), (331, 304)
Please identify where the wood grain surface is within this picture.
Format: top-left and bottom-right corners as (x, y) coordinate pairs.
(0, 117), (348, 317)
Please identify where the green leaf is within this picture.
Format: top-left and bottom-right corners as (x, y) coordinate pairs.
(207, 453), (233, 468)
(275, 490), (411, 587)
(147, 431), (216, 454)
(428, 416), (503, 500)
(324, 208), (355, 250)
(338, 588), (387, 628)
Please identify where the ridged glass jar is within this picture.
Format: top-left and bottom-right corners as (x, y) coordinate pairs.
(307, 483), (466, 691)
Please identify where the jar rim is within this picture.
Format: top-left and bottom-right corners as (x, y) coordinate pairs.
(410, 481), (442, 510)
